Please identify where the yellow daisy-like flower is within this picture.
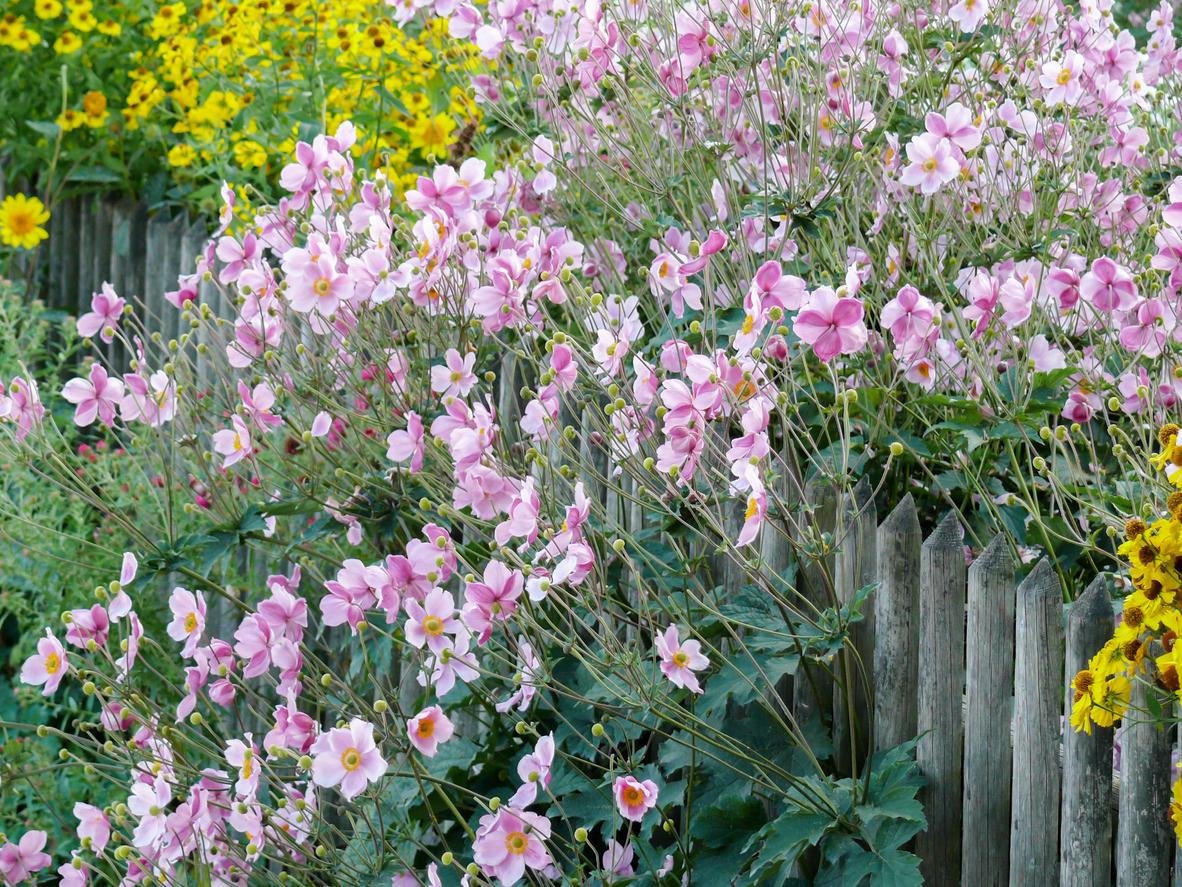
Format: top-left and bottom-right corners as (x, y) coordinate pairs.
(0, 194), (51, 250)
(96, 19), (119, 36)
(81, 90), (108, 126)
(52, 30), (81, 53)
(68, 8), (96, 31)
(1171, 771), (1182, 847)
(55, 108), (85, 131)
(33, 0), (63, 20)
(408, 112), (456, 159)
(232, 139), (267, 170)
(167, 143), (198, 168)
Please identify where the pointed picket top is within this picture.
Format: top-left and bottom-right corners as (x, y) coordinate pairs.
(924, 509), (962, 550)
(1070, 575), (1113, 626)
(970, 534), (1014, 579)
(1018, 558), (1059, 602)
(880, 492), (920, 535)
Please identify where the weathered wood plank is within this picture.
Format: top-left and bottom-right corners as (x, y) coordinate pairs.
(873, 493), (921, 753)
(1116, 674), (1172, 886)
(833, 476), (876, 774)
(962, 535), (1016, 886)
(1060, 577), (1115, 887)
(1009, 558), (1064, 886)
(916, 511), (966, 886)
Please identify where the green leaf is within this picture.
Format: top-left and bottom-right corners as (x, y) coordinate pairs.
(745, 800), (835, 878)
(66, 166), (124, 184)
(27, 120), (60, 139)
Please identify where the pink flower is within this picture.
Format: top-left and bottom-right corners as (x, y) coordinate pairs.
(1119, 298), (1171, 357)
(602, 839), (636, 876)
(61, 364), (124, 428)
(406, 705), (455, 757)
(1040, 51), (1085, 106)
(495, 477), (541, 547)
(880, 285), (938, 358)
(463, 559), (524, 643)
(948, 0), (989, 33)
(899, 133), (960, 194)
(405, 588), (461, 654)
(793, 288), (868, 362)
(64, 605), (109, 648)
(225, 736), (261, 797)
(76, 282), (125, 343)
(509, 733), (555, 807)
(655, 625), (708, 694)
(310, 718), (387, 800)
(233, 613), (275, 678)
(430, 349), (477, 398)
(613, 775), (659, 822)
(737, 486), (767, 547)
(212, 415), (254, 468)
(1028, 335), (1067, 372)
(472, 809), (553, 886)
(1080, 257), (1137, 312)
(0, 831), (51, 884)
(74, 803), (110, 853)
(167, 586), (207, 658)
(386, 411), (425, 472)
(20, 630), (67, 695)
(127, 776), (171, 850)
(288, 255), (353, 317)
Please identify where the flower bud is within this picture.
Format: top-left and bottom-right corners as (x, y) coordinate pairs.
(575, 827), (589, 842)
(888, 441), (904, 457)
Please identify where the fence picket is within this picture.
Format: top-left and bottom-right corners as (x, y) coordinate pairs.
(793, 477), (838, 733)
(962, 535), (1016, 885)
(1060, 576), (1116, 887)
(916, 511), (966, 886)
(1010, 558), (1064, 885)
(873, 493), (921, 753)
(1116, 674), (1173, 885)
(833, 476), (876, 774)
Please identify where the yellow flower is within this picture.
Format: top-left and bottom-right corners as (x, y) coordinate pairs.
(33, 0), (63, 20)
(81, 90), (108, 127)
(96, 19), (120, 36)
(53, 30), (81, 53)
(0, 195), (51, 250)
(68, 8), (96, 31)
(1171, 772), (1182, 847)
(408, 112), (456, 159)
(167, 144), (198, 168)
(232, 139), (267, 170)
(55, 108), (85, 131)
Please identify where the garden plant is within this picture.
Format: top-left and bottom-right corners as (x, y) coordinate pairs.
(4, 0), (1182, 883)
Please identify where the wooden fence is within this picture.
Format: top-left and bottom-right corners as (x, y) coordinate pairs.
(822, 489), (1181, 886)
(15, 188), (1182, 884)
(39, 194), (210, 363)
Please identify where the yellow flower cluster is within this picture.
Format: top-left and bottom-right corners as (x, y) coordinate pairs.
(1071, 422), (1182, 844)
(127, 0), (482, 198)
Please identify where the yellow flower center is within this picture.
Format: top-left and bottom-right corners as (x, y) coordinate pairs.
(744, 496), (759, 521)
(313, 277), (332, 297)
(922, 157), (938, 173)
(505, 831), (529, 855)
(6, 209), (35, 236)
(672, 650), (689, 668)
(423, 615), (444, 636)
(341, 747), (362, 771)
(623, 785), (644, 806)
(184, 612), (198, 633)
(1056, 68), (1071, 86)
(416, 718), (435, 738)
(45, 652), (61, 674)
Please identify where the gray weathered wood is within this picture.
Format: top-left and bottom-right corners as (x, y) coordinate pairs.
(833, 476), (876, 774)
(59, 199), (82, 313)
(1060, 576), (1115, 887)
(76, 199), (95, 312)
(143, 214), (171, 344)
(793, 477), (838, 732)
(90, 199), (114, 311)
(1116, 675), (1172, 886)
(962, 535), (1016, 886)
(1009, 558), (1064, 887)
(916, 511), (966, 886)
(873, 493), (921, 752)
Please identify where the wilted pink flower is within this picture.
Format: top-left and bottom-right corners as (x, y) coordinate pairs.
(406, 705), (455, 757)
(613, 775), (659, 822)
(20, 630), (67, 695)
(310, 718), (387, 800)
(472, 809), (552, 886)
(655, 625), (708, 694)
